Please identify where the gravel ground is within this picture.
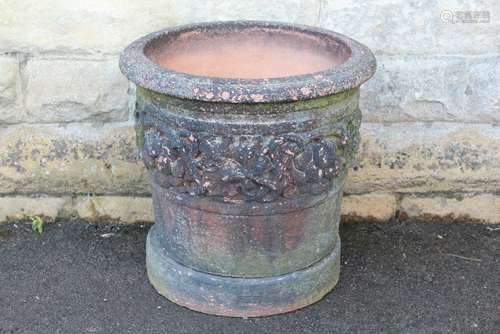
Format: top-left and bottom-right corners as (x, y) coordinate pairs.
(1, 219), (499, 334)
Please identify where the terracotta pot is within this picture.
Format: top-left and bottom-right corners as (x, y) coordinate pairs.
(120, 21), (376, 317)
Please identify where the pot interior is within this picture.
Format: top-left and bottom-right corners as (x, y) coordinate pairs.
(145, 25), (352, 79)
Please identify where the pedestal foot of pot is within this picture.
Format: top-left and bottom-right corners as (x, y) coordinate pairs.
(146, 223), (341, 317)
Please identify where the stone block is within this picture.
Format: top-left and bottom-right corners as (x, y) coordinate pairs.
(341, 193), (397, 221)
(24, 58), (128, 122)
(400, 194), (500, 223)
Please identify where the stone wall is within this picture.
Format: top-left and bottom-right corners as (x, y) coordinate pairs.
(0, 0), (499, 223)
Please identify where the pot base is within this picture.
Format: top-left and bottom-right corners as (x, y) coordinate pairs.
(146, 223), (340, 317)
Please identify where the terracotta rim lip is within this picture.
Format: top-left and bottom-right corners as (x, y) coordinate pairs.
(119, 20), (376, 104)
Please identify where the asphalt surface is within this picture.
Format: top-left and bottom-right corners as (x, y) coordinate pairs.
(1, 219), (498, 334)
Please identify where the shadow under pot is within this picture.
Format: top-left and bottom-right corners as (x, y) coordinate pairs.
(119, 20), (376, 317)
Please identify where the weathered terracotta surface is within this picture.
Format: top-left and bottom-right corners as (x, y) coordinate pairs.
(149, 28), (349, 79)
(120, 21), (376, 317)
(147, 222), (341, 317)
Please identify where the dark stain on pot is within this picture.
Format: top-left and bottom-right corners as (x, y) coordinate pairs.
(141, 127), (342, 202)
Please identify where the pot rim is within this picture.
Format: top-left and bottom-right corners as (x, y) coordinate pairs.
(119, 20), (376, 104)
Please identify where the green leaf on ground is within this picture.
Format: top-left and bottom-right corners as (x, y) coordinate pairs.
(31, 216), (44, 235)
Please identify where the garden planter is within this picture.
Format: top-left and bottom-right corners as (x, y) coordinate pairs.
(120, 21), (376, 317)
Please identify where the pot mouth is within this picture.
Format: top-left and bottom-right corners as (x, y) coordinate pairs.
(120, 21), (376, 103)
(145, 25), (351, 79)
